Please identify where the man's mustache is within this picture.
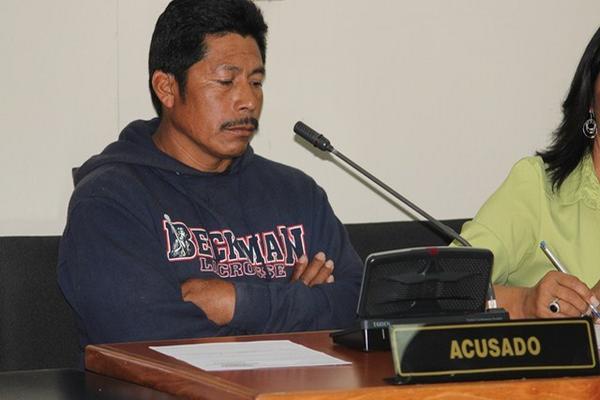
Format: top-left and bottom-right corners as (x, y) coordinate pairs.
(220, 117), (259, 131)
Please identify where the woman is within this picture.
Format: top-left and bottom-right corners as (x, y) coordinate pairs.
(459, 26), (600, 319)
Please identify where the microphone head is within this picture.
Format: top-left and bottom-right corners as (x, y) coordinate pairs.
(294, 121), (334, 152)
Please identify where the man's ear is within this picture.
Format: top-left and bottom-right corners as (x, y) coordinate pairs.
(151, 71), (177, 110)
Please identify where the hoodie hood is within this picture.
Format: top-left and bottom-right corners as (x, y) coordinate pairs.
(74, 118), (255, 185)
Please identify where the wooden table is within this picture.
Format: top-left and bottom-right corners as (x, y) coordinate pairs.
(86, 330), (600, 400)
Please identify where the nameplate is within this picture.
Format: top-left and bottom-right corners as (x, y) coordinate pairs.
(388, 318), (600, 384)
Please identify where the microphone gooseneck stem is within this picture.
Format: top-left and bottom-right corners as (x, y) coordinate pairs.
(332, 148), (498, 310)
(331, 149), (471, 247)
(293, 120), (498, 309)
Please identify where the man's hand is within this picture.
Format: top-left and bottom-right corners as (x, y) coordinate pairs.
(291, 252), (335, 287)
(181, 279), (235, 325)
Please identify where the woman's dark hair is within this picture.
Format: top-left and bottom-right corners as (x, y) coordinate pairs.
(537, 26), (600, 191)
(148, 0), (268, 116)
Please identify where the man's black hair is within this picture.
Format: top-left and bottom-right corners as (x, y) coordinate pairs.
(148, 0), (268, 116)
(537, 26), (600, 190)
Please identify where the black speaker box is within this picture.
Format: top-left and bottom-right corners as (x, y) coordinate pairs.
(331, 246), (508, 351)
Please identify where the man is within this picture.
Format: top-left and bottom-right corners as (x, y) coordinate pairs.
(58, 0), (362, 347)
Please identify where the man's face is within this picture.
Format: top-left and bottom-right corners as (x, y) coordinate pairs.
(166, 33), (265, 170)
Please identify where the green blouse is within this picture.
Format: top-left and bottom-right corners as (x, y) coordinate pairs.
(459, 152), (600, 288)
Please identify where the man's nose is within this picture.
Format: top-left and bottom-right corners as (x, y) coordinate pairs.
(234, 81), (260, 112)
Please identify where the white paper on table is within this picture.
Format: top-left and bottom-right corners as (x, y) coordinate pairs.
(150, 340), (351, 371)
(595, 324), (600, 348)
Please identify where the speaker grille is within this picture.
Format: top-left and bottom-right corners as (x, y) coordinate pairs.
(359, 248), (492, 319)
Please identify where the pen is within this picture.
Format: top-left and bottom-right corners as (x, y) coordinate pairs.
(539, 240), (600, 319)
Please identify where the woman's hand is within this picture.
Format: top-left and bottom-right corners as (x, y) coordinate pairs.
(590, 280), (600, 301)
(496, 271), (598, 319)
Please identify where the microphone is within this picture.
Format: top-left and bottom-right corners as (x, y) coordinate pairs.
(293, 121), (333, 152)
(293, 120), (499, 310)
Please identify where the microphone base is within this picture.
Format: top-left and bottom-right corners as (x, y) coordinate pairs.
(331, 308), (509, 352)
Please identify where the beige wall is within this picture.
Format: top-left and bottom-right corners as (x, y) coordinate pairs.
(2, 0), (599, 235)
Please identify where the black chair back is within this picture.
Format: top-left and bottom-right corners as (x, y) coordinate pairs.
(0, 236), (80, 371)
(345, 219), (469, 262)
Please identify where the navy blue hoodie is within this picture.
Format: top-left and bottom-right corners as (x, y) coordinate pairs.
(58, 119), (362, 347)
